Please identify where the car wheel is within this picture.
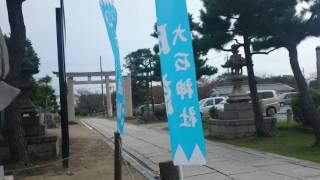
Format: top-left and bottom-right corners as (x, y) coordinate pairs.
(266, 107), (276, 117)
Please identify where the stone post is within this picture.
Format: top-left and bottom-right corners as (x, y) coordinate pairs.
(67, 77), (76, 122)
(123, 74), (133, 117)
(316, 46), (320, 88)
(105, 76), (113, 118)
(159, 161), (180, 180)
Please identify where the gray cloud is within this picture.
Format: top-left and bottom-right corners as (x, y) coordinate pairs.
(0, 0), (319, 94)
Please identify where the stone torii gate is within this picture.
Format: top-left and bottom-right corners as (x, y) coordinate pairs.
(65, 71), (133, 121)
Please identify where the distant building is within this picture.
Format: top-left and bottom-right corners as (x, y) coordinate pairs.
(211, 83), (295, 97)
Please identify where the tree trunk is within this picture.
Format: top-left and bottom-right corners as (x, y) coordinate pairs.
(288, 45), (320, 145)
(243, 35), (271, 137)
(146, 75), (151, 117)
(5, 0), (30, 165)
(5, 96), (30, 165)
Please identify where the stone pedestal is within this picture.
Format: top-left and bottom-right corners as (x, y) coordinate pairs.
(208, 117), (276, 139)
(27, 135), (58, 161)
(19, 107), (58, 160)
(227, 75), (251, 103)
(20, 107), (46, 137)
(209, 102), (255, 139)
(209, 102), (277, 139)
(220, 102), (254, 120)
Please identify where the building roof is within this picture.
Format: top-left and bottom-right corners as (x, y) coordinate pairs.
(212, 83), (295, 96)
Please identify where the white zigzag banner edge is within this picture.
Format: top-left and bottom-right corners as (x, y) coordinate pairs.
(173, 144), (206, 166)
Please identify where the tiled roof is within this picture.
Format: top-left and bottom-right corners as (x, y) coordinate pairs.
(212, 83), (295, 95)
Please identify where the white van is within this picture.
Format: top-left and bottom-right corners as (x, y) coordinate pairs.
(252, 90), (281, 117)
(199, 97), (227, 117)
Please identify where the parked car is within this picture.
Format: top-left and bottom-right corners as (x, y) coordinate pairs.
(254, 90), (281, 117)
(199, 97), (227, 117)
(278, 92), (297, 106)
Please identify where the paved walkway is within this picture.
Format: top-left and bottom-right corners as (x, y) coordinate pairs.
(82, 118), (320, 180)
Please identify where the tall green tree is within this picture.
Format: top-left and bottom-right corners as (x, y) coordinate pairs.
(198, 0), (281, 137)
(31, 75), (58, 112)
(125, 49), (157, 112)
(251, 0), (320, 144)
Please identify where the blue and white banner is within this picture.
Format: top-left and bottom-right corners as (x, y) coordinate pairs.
(155, 0), (207, 165)
(100, 0), (126, 135)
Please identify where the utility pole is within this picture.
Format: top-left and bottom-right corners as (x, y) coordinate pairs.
(100, 56), (106, 116)
(56, 7), (69, 168)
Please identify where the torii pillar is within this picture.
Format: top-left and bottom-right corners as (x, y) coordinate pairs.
(123, 74), (133, 117)
(105, 76), (113, 118)
(67, 77), (76, 122)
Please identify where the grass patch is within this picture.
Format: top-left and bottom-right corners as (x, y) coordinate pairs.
(208, 121), (320, 163)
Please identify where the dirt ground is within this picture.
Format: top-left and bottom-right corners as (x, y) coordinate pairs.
(12, 123), (145, 180)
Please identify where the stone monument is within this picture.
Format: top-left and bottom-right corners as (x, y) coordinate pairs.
(3, 46), (57, 161)
(19, 49), (57, 161)
(208, 45), (276, 139)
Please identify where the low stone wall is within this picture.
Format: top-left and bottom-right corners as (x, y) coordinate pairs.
(208, 117), (276, 139)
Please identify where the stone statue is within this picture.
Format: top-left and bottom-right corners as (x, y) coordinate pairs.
(222, 44), (246, 75)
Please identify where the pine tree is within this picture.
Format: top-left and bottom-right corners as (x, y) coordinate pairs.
(198, 0), (280, 137)
(252, 0), (320, 144)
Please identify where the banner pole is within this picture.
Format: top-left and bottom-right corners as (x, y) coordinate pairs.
(56, 7), (70, 168)
(114, 131), (122, 180)
(179, 166), (184, 180)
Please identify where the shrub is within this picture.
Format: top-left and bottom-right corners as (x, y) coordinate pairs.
(153, 107), (167, 121)
(209, 106), (219, 119)
(292, 89), (320, 126)
(76, 109), (89, 117)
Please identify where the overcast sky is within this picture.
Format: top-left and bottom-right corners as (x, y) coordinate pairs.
(0, 0), (319, 94)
